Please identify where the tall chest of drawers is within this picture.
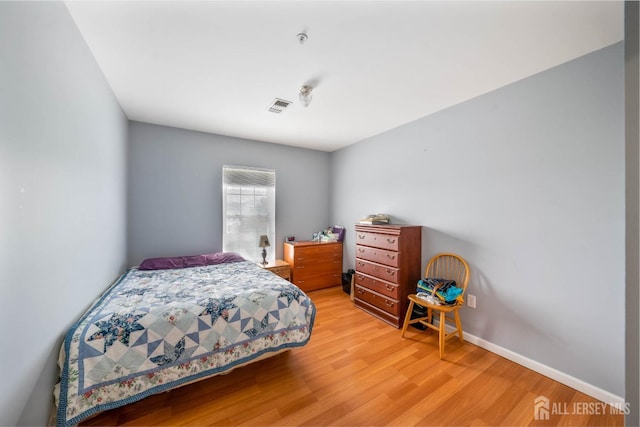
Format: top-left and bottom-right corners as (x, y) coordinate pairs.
(284, 241), (343, 292)
(354, 224), (422, 328)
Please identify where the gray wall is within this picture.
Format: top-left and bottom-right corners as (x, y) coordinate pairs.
(331, 43), (625, 396)
(625, 2), (640, 424)
(0, 2), (128, 426)
(127, 121), (331, 266)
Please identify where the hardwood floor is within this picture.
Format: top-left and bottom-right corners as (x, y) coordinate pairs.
(81, 286), (622, 426)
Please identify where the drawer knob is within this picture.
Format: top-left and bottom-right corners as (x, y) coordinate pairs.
(386, 269), (396, 276)
(358, 262), (364, 267)
(385, 300), (394, 307)
(358, 248), (365, 253)
(386, 285), (393, 291)
(358, 234), (365, 239)
(357, 275), (364, 280)
(387, 238), (396, 244)
(386, 254), (396, 260)
(357, 288), (364, 294)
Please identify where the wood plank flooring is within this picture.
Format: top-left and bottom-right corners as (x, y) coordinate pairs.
(81, 286), (623, 426)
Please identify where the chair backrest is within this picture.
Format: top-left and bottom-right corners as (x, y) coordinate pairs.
(425, 253), (470, 295)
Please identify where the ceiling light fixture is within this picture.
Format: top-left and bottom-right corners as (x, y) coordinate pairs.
(297, 32), (308, 45)
(299, 85), (313, 107)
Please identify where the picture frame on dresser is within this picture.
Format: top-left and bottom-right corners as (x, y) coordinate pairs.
(353, 224), (422, 328)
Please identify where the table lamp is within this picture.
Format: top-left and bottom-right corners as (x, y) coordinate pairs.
(259, 235), (270, 265)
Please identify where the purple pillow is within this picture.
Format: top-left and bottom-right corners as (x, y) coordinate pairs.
(181, 255), (208, 268)
(139, 252), (245, 270)
(138, 256), (185, 270)
(203, 252), (245, 265)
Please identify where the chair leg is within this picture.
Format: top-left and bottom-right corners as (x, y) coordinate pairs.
(454, 309), (464, 342)
(401, 300), (414, 337)
(438, 311), (446, 359)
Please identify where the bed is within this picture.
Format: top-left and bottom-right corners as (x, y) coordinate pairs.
(53, 253), (316, 426)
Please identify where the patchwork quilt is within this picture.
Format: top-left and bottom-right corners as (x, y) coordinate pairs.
(54, 261), (315, 426)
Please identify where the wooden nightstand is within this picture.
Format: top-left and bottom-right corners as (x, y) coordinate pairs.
(258, 259), (291, 281)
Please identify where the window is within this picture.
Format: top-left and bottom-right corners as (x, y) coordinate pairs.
(222, 166), (275, 263)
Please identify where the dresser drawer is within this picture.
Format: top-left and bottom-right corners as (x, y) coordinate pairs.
(258, 260), (291, 281)
(355, 259), (399, 284)
(293, 272), (341, 292)
(293, 245), (341, 262)
(354, 298), (400, 327)
(355, 231), (399, 251)
(269, 266), (290, 280)
(354, 285), (400, 316)
(355, 272), (399, 299)
(292, 259), (341, 276)
(355, 245), (399, 268)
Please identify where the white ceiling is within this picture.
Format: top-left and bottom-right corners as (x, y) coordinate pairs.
(65, 1), (623, 152)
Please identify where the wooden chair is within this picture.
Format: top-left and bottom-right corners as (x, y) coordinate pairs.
(401, 253), (470, 359)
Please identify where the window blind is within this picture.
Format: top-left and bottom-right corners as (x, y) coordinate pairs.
(222, 166), (276, 263)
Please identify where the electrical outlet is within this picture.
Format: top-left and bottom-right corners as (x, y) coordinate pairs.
(467, 294), (476, 308)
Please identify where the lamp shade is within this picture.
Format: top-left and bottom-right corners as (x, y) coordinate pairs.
(259, 235), (270, 248)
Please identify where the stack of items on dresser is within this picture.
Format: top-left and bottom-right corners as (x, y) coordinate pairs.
(358, 214), (390, 225)
(317, 225), (345, 242)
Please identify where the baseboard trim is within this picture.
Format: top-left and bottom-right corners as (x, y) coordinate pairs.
(461, 331), (625, 406)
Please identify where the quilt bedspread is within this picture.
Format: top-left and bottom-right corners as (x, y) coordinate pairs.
(54, 261), (315, 426)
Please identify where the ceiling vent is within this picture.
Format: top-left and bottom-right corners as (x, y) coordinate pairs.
(268, 98), (292, 114)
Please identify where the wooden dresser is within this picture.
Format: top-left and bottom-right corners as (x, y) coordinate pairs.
(284, 241), (343, 292)
(354, 224), (422, 328)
